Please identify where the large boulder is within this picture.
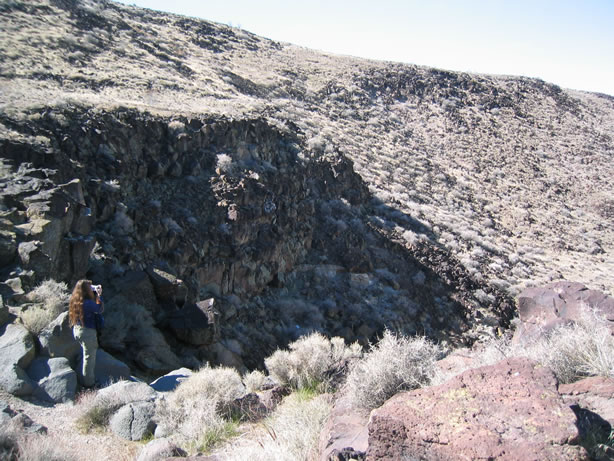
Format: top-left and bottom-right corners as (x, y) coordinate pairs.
(38, 311), (80, 362)
(93, 349), (132, 386)
(514, 281), (614, 342)
(0, 323), (36, 395)
(94, 380), (157, 408)
(27, 356), (77, 403)
(367, 357), (588, 461)
(146, 267), (187, 306)
(109, 401), (157, 441)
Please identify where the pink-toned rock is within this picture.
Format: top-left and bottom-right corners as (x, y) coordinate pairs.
(560, 376), (614, 427)
(514, 281), (614, 342)
(319, 394), (369, 461)
(366, 357), (588, 461)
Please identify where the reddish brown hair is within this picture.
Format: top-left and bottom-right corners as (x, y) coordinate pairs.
(68, 279), (94, 327)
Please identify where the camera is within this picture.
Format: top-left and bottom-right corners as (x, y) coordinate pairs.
(92, 284), (102, 295)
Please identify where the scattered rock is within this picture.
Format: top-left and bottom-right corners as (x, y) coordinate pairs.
(367, 357), (588, 460)
(223, 392), (267, 422)
(0, 295), (9, 326)
(258, 385), (291, 413)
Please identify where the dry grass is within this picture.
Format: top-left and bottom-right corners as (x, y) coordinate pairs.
(154, 365), (244, 447)
(264, 332), (362, 391)
(242, 370), (267, 393)
(0, 426), (78, 461)
(453, 310), (614, 384)
(20, 279), (69, 334)
(216, 391), (332, 461)
(344, 330), (443, 410)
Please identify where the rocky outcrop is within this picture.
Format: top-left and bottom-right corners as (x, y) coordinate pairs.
(514, 281), (614, 342)
(367, 358), (588, 461)
(0, 106), (512, 372)
(0, 400), (47, 435)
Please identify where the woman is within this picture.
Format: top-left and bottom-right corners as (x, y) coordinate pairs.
(69, 279), (104, 388)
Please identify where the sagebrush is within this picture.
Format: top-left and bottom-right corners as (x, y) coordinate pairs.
(470, 310), (614, 384)
(20, 279), (69, 334)
(155, 365), (245, 446)
(344, 330), (443, 410)
(265, 332), (362, 391)
(217, 392), (331, 461)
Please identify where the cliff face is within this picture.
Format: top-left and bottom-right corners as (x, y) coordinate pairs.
(0, 106), (510, 370)
(1, 0), (612, 371)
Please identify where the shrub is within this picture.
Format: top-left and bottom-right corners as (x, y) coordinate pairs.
(216, 153), (235, 174)
(518, 311), (614, 383)
(344, 330), (443, 410)
(243, 369), (267, 393)
(467, 310), (614, 384)
(155, 365), (245, 444)
(265, 333), (362, 392)
(219, 392), (331, 461)
(20, 279), (69, 334)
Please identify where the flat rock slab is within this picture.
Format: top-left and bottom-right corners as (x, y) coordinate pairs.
(367, 357), (588, 461)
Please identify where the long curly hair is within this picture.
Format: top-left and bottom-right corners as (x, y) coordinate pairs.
(68, 279), (94, 327)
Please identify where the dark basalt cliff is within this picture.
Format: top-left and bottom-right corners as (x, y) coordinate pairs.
(0, 107), (511, 371)
(0, 0), (612, 373)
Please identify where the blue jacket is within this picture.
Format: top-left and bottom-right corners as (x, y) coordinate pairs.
(79, 297), (104, 329)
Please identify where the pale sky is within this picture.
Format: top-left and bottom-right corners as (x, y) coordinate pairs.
(115, 0), (614, 96)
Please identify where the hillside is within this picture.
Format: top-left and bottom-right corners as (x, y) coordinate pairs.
(1, 1), (614, 460)
(0, 0), (614, 362)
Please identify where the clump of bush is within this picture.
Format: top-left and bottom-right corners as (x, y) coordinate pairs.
(20, 279), (69, 334)
(344, 330), (443, 410)
(219, 392), (332, 461)
(243, 369), (267, 393)
(474, 310), (614, 384)
(155, 365), (245, 448)
(264, 333), (362, 392)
